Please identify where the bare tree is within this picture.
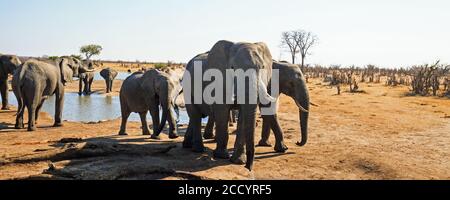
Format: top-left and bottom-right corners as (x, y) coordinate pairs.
(281, 30), (318, 68)
(294, 30), (318, 69)
(281, 31), (300, 64)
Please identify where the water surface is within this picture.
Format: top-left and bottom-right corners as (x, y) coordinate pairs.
(7, 92), (205, 124)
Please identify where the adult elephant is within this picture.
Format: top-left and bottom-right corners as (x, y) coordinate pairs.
(257, 61), (310, 152)
(119, 69), (179, 139)
(0, 54), (22, 110)
(100, 67), (118, 93)
(78, 61), (95, 95)
(182, 40), (275, 170)
(13, 57), (93, 131)
(201, 61), (310, 154)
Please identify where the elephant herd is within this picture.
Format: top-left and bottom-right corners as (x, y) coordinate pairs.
(0, 55), (119, 131)
(0, 40), (310, 171)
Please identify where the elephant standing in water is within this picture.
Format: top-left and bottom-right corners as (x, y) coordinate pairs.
(100, 67), (118, 93)
(182, 40), (275, 170)
(12, 57), (93, 131)
(0, 54), (22, 110)
(119, 69), (180, 139)
(78, 61), (95, 95)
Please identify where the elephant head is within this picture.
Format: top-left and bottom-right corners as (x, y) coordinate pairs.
(207, 40), (275, 170)
(207, 41), (275, 105)
(0, 55), (22, 75)
(100, 67), (118, 80)
(58, 57), (94, 85)
(274, 61), (310, 147)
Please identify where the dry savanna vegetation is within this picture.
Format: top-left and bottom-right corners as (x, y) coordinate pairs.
(0, 59), (448, 180)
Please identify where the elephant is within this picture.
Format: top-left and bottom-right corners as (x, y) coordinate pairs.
(12, 57), (93, 131)
(100, 67), (118, 93)
(119, 69), (180, 139)
(78, 61), (95, 95)
(257, 61), (310, 151)
(182, 40), (275, 170)
(0, 54), (22, 110)
(199, 61), (310, 154)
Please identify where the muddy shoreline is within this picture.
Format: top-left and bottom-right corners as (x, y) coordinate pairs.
(1, 78), (449, 180)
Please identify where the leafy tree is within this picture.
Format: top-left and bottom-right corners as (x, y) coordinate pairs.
(80, 44), (103, 61)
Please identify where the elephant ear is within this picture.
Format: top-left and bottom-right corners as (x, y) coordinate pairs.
(253, 42), (274, 84)
(111, 70), (118, 79)
(100, 69), (107, 79)
(207, 40), (234, 70)
(58, 58), (72, 85)
(140, 70), (158, 103)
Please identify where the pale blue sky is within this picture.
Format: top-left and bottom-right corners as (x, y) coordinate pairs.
(1, 0), (449, 67)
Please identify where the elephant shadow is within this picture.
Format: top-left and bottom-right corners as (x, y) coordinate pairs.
(0, 122), (15, 130)
(18, 133), (235, 180)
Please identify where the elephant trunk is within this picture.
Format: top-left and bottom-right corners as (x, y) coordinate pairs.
(295, 85), (310, 147)
(79, 66), (94, 75)
(156, 87), (173, 136)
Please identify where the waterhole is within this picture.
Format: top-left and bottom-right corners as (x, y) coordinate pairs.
(7, 92), (206, 124)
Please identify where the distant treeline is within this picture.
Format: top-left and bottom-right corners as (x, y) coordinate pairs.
(16, 56), (185, 68)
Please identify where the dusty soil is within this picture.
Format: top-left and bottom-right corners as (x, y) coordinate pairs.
(0, 78), (449, 180)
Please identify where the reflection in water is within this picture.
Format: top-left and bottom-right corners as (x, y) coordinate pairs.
(7, 92), (203, 124)
(93, 72), (131, 81)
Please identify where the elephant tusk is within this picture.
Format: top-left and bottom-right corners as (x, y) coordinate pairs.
(295, 100), (309, 113)
(310, 102), (319, 107)
(258, 78), (277, 104)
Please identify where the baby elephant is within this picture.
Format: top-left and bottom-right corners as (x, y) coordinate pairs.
(99, 67), (118, 93)
(119, 69), (179, 139)
(78, 61), (95, 95)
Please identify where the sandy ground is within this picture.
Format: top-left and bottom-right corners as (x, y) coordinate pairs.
(0, 77), (449, 180)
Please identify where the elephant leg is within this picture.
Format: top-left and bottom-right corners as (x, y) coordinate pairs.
(139, 111), (151, 135)
(213, 105), (231, 159)
(25, 89), (40, 132)
(0, 79), (10, 110)
(182, 119), (194, 148)
(83, 79), (89, 95)
(26, 103), (37, 131)
(230, 109), (246, 165)
(15, 97), (25, 129)
(204, 115), (215, 139)
(35, 99), (45, 124)
(167, 107), (179, 139)
(109, 80), (114, 93)
(242, 105), (257, 170)
(119, 98), (130, 136)
(88, 78), (94, 94)
(149, 101), (161, 139)
(190, 115), (204, 153)
(270, 115), (288, 153)
(104, 80), (109, 93)
(257, 116), (272, 147)
(78, 78), (83, 95)
(53, 86), (64, 127)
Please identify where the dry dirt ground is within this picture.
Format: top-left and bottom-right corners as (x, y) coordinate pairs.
(0, 76), (449, 180)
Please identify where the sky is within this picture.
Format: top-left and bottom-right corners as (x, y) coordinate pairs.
(1, 0), (449, 68)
